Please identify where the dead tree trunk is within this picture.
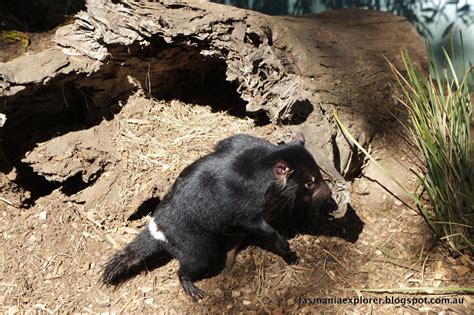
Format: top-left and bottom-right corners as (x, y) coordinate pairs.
(0, 0), (426, 211)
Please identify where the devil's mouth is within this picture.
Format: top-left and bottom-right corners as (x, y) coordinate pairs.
(322, 197), (339, 214)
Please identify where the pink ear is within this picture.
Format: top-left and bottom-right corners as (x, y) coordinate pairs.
(294, 132), (305, 145)
(274, 161), (292, 177)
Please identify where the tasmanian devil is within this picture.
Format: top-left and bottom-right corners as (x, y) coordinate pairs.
(101, 133), (337, 301)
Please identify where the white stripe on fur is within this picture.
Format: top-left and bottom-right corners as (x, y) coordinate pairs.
(148, 219), (167, 242)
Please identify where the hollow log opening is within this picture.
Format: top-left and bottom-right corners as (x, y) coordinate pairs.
(115, 40), (254, 119)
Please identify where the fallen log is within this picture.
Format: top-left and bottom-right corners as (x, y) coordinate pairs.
(0, 0), (426, 213)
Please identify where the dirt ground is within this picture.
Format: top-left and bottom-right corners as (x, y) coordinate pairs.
(1, 33), (473, 314)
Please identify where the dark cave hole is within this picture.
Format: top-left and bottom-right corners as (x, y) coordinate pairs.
(10, 162), (60, 207)
(126, 40), (271, 125)
(0, 0), (86, 32)
(9, 163), (99, 207)
(60, 172), (101, 197)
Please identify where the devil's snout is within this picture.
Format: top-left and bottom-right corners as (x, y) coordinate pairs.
(313, 182), (338, 213)
(313, 181), (332, 200)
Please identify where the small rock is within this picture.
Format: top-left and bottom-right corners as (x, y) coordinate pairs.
(231, 290), (241, 298)
(287, 298), (295, 306)
(394, 200), (403, 206)
(243, 300), (251, 306)
(226, 304), (233, 309)
(7, 306), (19, 315)
(144, 298), (154, 305)
(39, 211), (47, 221)
(214, 288), (223, 297)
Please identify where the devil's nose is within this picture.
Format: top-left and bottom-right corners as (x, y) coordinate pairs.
(314, 182), (332, 200)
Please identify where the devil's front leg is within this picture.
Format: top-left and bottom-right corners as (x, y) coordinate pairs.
(243, 219), (298, 264)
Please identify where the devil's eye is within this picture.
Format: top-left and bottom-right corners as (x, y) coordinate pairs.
(305, 180), (315, 189)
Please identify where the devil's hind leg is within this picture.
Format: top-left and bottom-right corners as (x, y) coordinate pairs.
(174, 236), (226, 301)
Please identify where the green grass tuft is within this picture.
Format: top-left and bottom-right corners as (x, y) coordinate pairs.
(389, 44), (473, 254)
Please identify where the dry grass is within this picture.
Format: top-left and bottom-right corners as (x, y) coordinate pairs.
(114, 95), (264, 178)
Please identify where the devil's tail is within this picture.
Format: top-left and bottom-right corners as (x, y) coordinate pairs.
(101, 228), (167, 285)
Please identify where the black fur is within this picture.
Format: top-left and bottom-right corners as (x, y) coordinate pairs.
(101, 133), (336, 300)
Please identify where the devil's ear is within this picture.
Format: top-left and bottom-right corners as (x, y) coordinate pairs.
(274, 161), (292, 178)
(293, 132), (305, 145)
